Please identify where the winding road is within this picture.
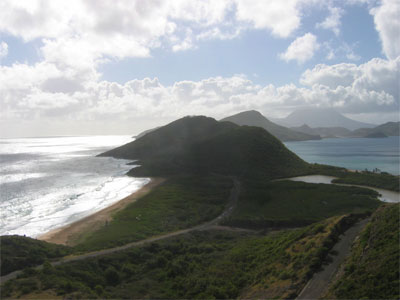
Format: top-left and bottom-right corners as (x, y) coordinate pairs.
(0, 177), (241, 284)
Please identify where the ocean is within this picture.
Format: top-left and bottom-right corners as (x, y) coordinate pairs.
(1, 135), (399, 238)
(0, 136), (149, 238)
(285, 136), (400, 175)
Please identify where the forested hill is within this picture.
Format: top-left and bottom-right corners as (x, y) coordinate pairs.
(100, 115), (309, 179)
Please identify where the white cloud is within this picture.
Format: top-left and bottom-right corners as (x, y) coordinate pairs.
(280, 33), (320, 64)
(299, 57), (399, 113)
(370, 0), (400, 60)
(234, 0), (302, 37)
(0, 41), (8, 58)
(316, 6), (344, 36)
(1, 55), (398, 137)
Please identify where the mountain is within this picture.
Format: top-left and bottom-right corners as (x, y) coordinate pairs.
(133, 126), (160, 139)
(100, 115), (308, 179)
(220, 110), (321, 141)
(274, 108), (375, 130)
(351, 121), (399, 137)
(291, 124), (352, 138)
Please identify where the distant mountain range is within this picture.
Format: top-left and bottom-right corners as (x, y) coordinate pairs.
(272, 108), (375, 130)
(351, 122), (399, 137)
(220, 110), (321, 142)
(291, 121), (399, 138)
(289, 124), (352, 138)
(134, 108), (398, 142)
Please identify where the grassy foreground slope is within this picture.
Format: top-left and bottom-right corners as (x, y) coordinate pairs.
(324, 203), (400, 299)
(74, 175), (232, 251)
(223, 180), (380, 228)
(0, 236), (71, 276)
(3, 215), (362, 299)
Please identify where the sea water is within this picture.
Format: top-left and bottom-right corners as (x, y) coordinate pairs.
(285, 136), (400, 175)
(0, 136), (149, 237)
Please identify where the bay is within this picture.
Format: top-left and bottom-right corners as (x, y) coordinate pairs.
(285, 136), (400, 175)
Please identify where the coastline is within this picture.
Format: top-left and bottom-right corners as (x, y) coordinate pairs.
(38, 177), (165, 246)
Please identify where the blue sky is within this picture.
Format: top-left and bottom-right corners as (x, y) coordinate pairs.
(99, 3), (384, 87)
(0, 0), (398, 137)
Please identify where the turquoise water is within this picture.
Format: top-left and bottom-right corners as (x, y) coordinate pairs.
(285, 136), (400, 175)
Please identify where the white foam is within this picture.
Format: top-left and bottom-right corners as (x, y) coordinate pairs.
(0, 136), (150, 237)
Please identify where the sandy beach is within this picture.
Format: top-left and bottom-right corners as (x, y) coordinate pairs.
(38, 177), (165, 246)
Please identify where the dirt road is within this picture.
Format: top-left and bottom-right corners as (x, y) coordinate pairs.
(0, 177), (241, 284)
(296, 217), (370, 299)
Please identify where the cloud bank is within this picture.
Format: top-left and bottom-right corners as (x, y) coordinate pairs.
(0, 0), (399, 137)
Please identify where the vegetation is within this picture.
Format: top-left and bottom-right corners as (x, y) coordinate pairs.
(74, 175), (232, 251)
(0, 235), (71, 276)
(352, 121), (400, 137)
(223, 180), (380, 229)
(332, 170), (400, 192)
(305, 163), (400, 192)
(101, 116), (309, 179)
(324, 203), (400, 299)
(2, 215), (361, 299)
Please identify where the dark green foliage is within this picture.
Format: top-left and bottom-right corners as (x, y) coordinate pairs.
(3, 216), (354, 299)
(74, 175), (232, 251)
(326, 203), (400, 299)
(182, 125), (309, 179)
(105, 266), (120, 286)
(332, 171), (400, 192)
(0, 235), (71, 276)
(100, 116), (309, 179)
(223, 180), (380, 229)
(100, 116), (236, 162)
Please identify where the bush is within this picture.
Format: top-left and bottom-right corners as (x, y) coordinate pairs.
(105, 267), (120, 286)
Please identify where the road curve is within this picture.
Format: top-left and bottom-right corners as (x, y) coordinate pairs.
(0, 177), (241, 284)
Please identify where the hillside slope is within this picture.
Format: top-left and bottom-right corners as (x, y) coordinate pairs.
(100, 115), (309, 179)
(324, 204), (399, 299)
(352, 121), (399, 137)
(291, 125), (352, 138)
(221, 110), (321, 141)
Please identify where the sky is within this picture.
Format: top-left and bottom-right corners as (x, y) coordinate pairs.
(0, 0), (399, 137)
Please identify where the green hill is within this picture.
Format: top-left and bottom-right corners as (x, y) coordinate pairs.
(0, 235), (71, 276)
(324, 204), (399, 299)
(221, 110), (321, 141)
(100, 115), (309, 179)
(291, 125), (352, 138)
(352, 121), (399, 137)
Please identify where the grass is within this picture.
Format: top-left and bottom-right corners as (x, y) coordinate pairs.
(73, 175), (232, 252)
(223, 180), (381, 229)
(324, 203), (400, 299)
(2, 214), (362, 299)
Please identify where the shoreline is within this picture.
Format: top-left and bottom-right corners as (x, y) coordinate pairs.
(38, 177), (165, 246)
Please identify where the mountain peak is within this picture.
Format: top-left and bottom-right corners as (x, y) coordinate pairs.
(277, 108), (375, 130)
(221, 111), (320, 142)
